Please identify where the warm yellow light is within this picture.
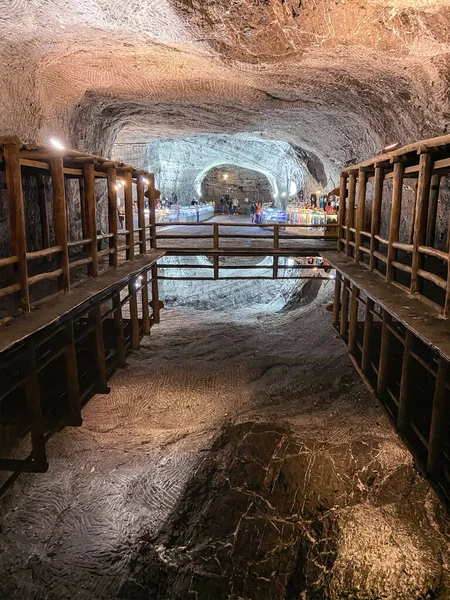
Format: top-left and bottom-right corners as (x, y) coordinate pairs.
(223, 173), (229, 180)
(49, 138), (65, 149)
(143, 178), (150, 185)
(383, 142), (399, 152)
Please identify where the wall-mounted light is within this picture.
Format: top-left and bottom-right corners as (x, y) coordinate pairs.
(383, 142), (399, 152)
(281, 192), (286, 198)
(143, 178), (150, 185)
(49, 138), (65, 149)
(222, 173), (229, 180)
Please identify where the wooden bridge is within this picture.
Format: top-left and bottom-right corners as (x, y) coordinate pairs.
(0, 134), (449, 509)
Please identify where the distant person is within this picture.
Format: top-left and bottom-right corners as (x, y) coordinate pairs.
(325, 201), (334, 216)
(254, 202), (262, 224)
(232, 197), (239, 215)
(191, 198), (197, 206)
(220, 196), (226, 214)
(250, 201), (256, 223)
(226, 197), (233, 216)
(118, 206), (125, 229)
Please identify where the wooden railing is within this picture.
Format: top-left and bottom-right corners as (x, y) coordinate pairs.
(153, 221), (339, 252)
(338, 133), (450, 317)
(0, 137), (158, 323)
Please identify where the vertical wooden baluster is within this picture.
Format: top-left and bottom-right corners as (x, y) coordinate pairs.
(273, 256), (279, 280)
(273, 223), (279, 250)
(78, 175), (88, 240)
(361, 298), (374, 373)
(338, 173), (347, 253)
(397, 330), (413, 432)
(355, 169), (367, 264)
(141, 271), (151, 335)
(386, 159), (405, 282)
(4, 140), (30, 312)
(427, 357), (449, 477)
(65, 318), (81, 426)
(411, 151), (433, 295)
(129, 281), (140, 349)
(107, 166), (118, 268)
(445, 227), (450, 318)
(339, 279), (350, 339)
(332, 274), (342, 330)
(426, 174), (440, 247)
(82, 162), (98, 278)
(376, 311), (392, 395)
(213, 223), (219, 249)
(409, 181), (419, 245)
(124, 170), (134, 260)
(26, 345), (48, 471)
(214, 255), (219, 280)
(50, 157), (70, 291)
(347, 285), (359, 353)
(91, 303), (108, 393)
(346, 172), (357, 257)
(151, 263), (160, 324)
(37, 173), (50, 250)
(112, 292), (126, 367)
(136, 173), (146, 255)
(148, 174), (157, 250)
(370, 166), (384, 271)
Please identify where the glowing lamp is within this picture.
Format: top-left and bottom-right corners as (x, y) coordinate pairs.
(49, 138), (65, 149)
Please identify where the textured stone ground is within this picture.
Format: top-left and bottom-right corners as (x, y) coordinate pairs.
(1, 281), (449, 599)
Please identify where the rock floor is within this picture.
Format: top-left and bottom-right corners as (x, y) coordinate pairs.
(0, 283), (449, 599)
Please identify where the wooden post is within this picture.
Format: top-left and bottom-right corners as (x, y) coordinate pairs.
(82, 162), (98, 278)
(338, 173), (347, 252)
(37, 174), (50, 250)
(273, 224), (279, 250)
(361, 298), (374, 373)
(50, 157), (70, 291)
(141, 271), (151, 335)
(339, 279), (350, 339)
(332, 274), (341, 329)
(426, 174), (440, 247)
(370, 166), (384, 271)
(3, 141), (30, 312)
(107, 166), (118, 268)
(26, 345), (48, 471)
(151, 263), (160, 324)
(408, 181), (418, 245)
(112, 292), (126, 368)
(136, 174), (146, 255)
(427, 357), (449, 477)
(376, 311), (392, 395)
(91, 303), (108, 393)
(78, 176), (88, 239)
(397, 330), (412, 432)
(346, 172), (357, 257)
(445, 234), (450, 318)
(213, 223), (219, 249)
(213, 255), (219, 280)
(129, 282), (140, 350)
(347, 285), (359, 353)
(411, 152), (433, 294)
(386, 160), (405, 282)
(273, 255), (279, 280)
(354, 169), (367, 264)
(123, 170), (134, 260)
(148, 174), (157, 250)
(65, 319), (81, 426)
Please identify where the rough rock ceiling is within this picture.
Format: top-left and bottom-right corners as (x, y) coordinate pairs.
(1, 0), (449, 182)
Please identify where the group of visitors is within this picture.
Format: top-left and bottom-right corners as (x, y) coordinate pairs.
(220, 195), (240, 216)
(250, 201), (262, 224)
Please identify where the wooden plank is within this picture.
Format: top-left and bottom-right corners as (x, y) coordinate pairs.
(361, 298), (374, 373)
(411, 152), (433, 295)
(354, 169), (367, 264)
(397, 330), (412, 432)
(214, 255), (219, 280)
(25, 346), (48, 471)
(141, 271), (151, 335)
(136, 174), (146, 255)
(129, 282), (140, 349)
(427, 357), (449, 477)
(112, 292), (127, 368)
(386, 160), (405, 282)
(348, 285), (360, 353)
(345, 172), (357, 257)
(272, 255), (279, 280)
(369, 166), (383, 270)
(50, 157), (70, 291)
(82, 162), (98, 278)
(4, 141), (30, 312)
(65, 319), (82, 426)
(78, 176), (88, 239)
(338, 173), (347, 252)
(273, 224), (280, 250)
(339, 280), (350, 339)
(91, 302), (109, 393)
(332, 274), (342, 329)
(37, 173), (50, 250)
(124, 170), (134, 260)
(107, 167), (119, 268)
(426, 174), (440, 247)
(151, 263), (160, 324)
(376, 311), (392, 395)
(409, 181), (418, 245)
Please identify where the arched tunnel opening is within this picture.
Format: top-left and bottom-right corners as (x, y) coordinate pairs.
(1, 1), (450, 598)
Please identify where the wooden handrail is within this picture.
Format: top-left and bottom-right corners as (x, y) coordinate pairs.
(26, 246), (63, 259)
(0, 255), (19, 268)
(28, 268), (63, 286)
